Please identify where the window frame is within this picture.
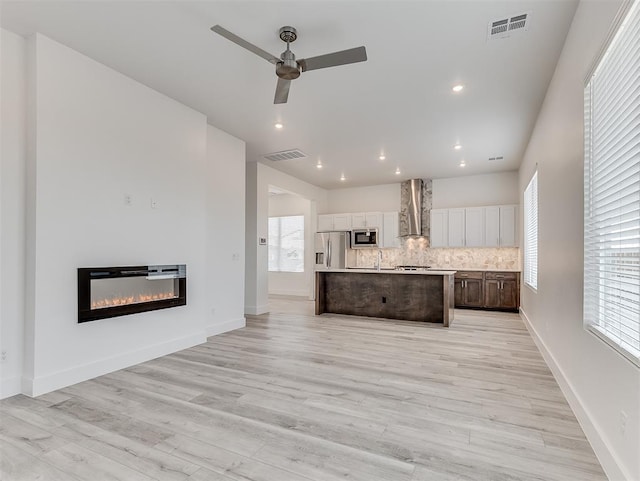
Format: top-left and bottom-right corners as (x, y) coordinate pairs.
(268, 215), (305, 273)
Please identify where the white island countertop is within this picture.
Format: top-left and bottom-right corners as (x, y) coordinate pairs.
(317, 268), (457, 275)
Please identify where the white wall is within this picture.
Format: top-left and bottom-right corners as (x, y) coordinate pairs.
(432, 172), (519, 209)
(23, 33), (207, 396)
(518, 2), (639, 480)
(268, 194), (311, 297)
(0, 30), (27, 398)
(320, 173), (518, 215)
(1, 32), (246, 398)
(326, 183), (400, 213)
(205, 125), (246, 336)
(245, 163), (327, 313)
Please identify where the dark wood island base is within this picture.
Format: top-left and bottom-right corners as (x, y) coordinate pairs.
(315, 270), (455, 326)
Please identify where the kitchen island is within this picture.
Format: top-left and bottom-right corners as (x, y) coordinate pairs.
(315, 269), (456, 326)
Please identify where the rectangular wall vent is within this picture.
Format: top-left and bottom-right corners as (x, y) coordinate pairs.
(488, 12), (530, 39)
(264, 149), (307, 161)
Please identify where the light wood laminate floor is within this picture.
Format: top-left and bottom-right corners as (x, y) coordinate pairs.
(1, 298), (606, 481)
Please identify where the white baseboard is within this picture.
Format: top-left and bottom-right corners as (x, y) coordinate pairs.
(268, 289), (309, 297)
(23, 332), (206, 398)
(245, 304), (269, 315)
(0, 376), (22, 400)
(206, 317), (245, 337)
(520, 308), (629, 481)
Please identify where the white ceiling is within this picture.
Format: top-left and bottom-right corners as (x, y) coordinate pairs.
(1, 1), (578, 189)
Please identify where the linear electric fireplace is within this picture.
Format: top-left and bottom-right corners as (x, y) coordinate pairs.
(78, 265), (186, 323)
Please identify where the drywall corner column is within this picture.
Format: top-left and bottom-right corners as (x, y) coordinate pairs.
(0, 30), (28, 398)
(244, 162), (269, 315)
(22, 32), (38, 396)
(205, 124), (246, 334)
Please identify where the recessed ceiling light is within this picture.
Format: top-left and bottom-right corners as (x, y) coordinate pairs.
(395, 167), (401, 175)
(452, 84), (464, 93)
(379, 154), (386, 161)
(459, 160), (466, 167)
(274, 122), (283, 129)
(340, 174), (346, 181)
(454, 144), (462, 150)
(316, 161), (323, 169)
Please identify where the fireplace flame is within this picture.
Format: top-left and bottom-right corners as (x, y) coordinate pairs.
(91, 292), (176, 310)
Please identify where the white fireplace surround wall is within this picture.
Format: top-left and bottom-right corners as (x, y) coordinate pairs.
(0, 32), (246, 398)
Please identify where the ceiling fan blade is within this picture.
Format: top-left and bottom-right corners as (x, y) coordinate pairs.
(211, 25), (280, 65)
(274, 78), (291, 104)
(298, 46), (367, 72)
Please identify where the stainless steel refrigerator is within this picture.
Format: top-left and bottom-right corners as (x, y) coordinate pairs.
(314, 231), (355, 270)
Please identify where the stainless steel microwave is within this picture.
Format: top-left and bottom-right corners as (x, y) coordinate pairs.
(351, 229), (379, 248)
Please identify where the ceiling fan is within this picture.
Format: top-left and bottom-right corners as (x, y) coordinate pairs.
(210, 25), (367, 104)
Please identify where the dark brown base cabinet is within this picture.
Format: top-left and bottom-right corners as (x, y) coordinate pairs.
(455, 271), (520, 312)
(454, 272), (484, 308)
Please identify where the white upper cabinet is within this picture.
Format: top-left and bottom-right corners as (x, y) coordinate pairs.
(484, 206), (501, 247)
(448, 209), (466, 247)
(499, 205), (517, 246)
(381, 212), (400, 248)
(430, 209), (448, 247)
(485, 205), (517, 247)
(332, 213), (352, 231)
(318, 214), (335, 231)
(465, 207), (484, 247)
(318, 213), (352, 231)
(318, 211), (398, 247)
(351, 212), (383, 229)
(431, 204), (518, 248)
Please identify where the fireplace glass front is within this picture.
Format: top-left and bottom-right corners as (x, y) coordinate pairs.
(78, 265), (186, 322)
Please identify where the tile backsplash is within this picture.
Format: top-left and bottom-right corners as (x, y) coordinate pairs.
(355, 238), (520, 271)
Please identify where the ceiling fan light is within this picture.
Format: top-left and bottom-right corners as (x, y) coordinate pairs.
(276, 50), (301, 80)
(276, 61), (301, 80)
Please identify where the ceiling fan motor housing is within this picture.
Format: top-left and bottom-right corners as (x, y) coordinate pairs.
(276, 50), (301, 79)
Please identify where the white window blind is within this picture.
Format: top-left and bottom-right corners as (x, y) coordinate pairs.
(268, 216), (305, 273)
(584, 0), (640, 366)
(524, 171), (538, 289)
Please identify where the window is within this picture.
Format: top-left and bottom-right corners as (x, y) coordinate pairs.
(268, 215), (304, 273)
(583, 0), (639, 366)
(524, 171), (538, 290)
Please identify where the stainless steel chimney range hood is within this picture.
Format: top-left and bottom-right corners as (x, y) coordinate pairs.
(399, 178), (432, 239)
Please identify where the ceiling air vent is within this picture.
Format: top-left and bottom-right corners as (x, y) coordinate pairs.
(488, 12), (530, 39)
(263, 149), (307, 161)
(488, 156), (505, 161)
